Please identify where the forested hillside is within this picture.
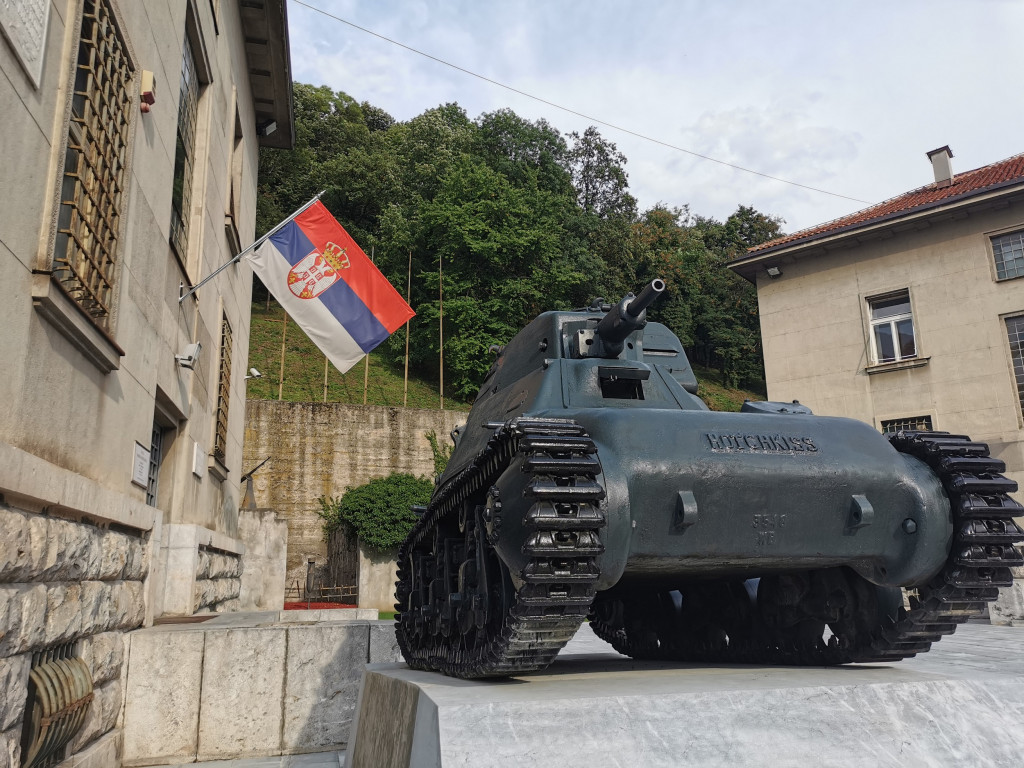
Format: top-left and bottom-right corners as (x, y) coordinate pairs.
(255, 84), (782, 401)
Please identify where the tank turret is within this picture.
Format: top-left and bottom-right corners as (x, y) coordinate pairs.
(395, 282), (1024, 678)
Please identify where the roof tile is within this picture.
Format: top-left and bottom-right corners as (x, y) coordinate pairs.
(748, 153), (1024, 254)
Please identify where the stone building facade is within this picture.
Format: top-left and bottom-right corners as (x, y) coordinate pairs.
(0, 1), (292, 766)
(729, 148), (1024, 623)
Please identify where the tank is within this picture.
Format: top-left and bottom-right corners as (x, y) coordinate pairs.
(395, 280), (1024, 678)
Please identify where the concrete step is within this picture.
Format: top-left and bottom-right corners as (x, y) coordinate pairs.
(346, 623), (1024, 767)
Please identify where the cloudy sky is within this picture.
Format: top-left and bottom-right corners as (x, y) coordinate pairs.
(286, 0), (1024, 233)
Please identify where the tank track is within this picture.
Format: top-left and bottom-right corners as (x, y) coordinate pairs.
(590, 430), (1024, 665)
(395, 418), (606, 678)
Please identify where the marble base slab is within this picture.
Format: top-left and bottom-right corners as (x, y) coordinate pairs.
(345, 624), (1024, 768)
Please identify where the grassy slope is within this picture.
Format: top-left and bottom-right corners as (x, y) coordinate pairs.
(246, 301), (765, 411)
(246, 302), (470, 409)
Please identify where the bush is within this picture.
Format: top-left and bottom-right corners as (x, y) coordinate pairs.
(318, 473), (433, 553)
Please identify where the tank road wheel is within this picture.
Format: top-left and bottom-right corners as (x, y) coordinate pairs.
(395, 418), (606, 678)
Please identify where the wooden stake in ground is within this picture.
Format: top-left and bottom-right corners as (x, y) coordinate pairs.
(404, 250), (412, 407)
(277, 312), (288, 400)
(323, 355), (329, 403)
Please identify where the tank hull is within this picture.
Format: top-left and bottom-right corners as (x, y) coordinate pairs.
(491, 408), (951, 592)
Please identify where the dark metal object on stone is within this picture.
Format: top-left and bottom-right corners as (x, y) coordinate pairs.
(395, 281), (1024, 678)
(20, 644), (94, 768)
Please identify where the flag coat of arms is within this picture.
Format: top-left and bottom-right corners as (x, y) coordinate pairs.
(246, 201), (414, 373)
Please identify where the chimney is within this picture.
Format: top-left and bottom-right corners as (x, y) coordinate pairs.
(926, 146), (954, 187)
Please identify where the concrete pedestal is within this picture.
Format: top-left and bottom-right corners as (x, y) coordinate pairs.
(346, 623), (1024, 768)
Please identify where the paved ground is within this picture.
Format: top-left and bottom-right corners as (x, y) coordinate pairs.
(160, 620), (1023, 767)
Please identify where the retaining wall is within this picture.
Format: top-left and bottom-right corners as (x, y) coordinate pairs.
(243, 402), (467, 588)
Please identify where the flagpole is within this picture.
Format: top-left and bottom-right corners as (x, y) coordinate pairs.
(438, 254), (444, 411)
(178, 189), (326, 303)
(362, 246), (373, 405)
(277, 312), (288, 401)
(403, 250), (411, 408)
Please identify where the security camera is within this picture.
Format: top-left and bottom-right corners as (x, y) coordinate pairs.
(245, 368), (262, 380)
(175, 342), (202, 370)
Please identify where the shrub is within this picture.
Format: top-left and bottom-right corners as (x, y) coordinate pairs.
(318, 472), (433, 553)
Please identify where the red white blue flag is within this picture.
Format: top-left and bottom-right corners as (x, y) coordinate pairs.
(246, 201), (414, 373)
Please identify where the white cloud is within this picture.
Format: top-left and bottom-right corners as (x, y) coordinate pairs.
(285, 0), (1024, 232)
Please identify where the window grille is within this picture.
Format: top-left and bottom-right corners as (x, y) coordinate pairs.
(881, 416), (933, 433)
(1006, 316), (1024, 417)
(213, 316), (232, 461)
(868, 291), (917, 364)
(993, 230), (1024, 281)
(170, 34), (200, 259)
(147, 424), (163, 506)
(52, 0), (133, 330)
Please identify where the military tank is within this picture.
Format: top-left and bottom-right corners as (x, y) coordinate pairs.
(395, 280), (1024, 678)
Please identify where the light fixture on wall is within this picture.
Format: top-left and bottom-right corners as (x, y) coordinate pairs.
(244, 367), (262, 380)
(256, 119), (277, 137)
(175, 342), (202, 370)
(765, 265), (783, 279)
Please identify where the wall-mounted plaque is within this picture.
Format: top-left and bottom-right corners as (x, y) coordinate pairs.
(0, 0), (50, 88)
(132, 442), (150, 489)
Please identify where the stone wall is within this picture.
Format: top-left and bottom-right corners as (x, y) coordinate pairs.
(243, 402), (467, 589)
(1, 503), (151, 768)
(121, 613), (399, 765)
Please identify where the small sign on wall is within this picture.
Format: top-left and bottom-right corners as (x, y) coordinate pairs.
(0, 0), (50, 88)
(131, 442), (150, 488)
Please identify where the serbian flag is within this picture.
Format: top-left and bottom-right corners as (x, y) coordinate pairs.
(246, 201), (414, 373)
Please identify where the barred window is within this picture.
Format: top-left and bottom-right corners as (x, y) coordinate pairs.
(170, 33), (200, 259)
(147, 424), (164, 507)
(213, 316), (232, 462)
(1006, 316), (1024, 417)
(881, 416), (933, 433)
(993, 230), (1024, 281)
(52, 0), (133, 330)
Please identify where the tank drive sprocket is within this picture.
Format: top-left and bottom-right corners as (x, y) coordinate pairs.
(395, 418), (606, 678)
(589, 430), (1024, 665)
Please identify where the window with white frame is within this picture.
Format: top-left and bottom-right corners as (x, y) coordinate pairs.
(868, 291), (917, 364)
(992, 230), (1024, 281)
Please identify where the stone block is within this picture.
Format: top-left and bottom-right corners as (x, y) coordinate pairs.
(282, 624), (369, 752)
(196, 628), (286, 761)
(96, 530), (130, 581)
(66, 730), (118, 768)
(349, 663), (1024, 768)
(357, 545), (398, 613)
(44, 583), (84, 646)
(991, 580), (1024, 625)
(0, 508), (31, 583)
(0, 584), (46, 657)
(67, 678), (122, 754)
(368, 622), (401, 664)
(0, 653), (29, 731)
(79, 632), (126, 686)
(1, 725), (20, 768)
(122, 628), (205, 765)
(237, 508), (287, 612)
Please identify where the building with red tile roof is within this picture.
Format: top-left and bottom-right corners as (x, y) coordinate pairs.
(727, 148), (1024, 624)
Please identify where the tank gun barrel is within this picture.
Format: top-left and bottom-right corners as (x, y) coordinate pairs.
(594, 279), (665, 356)
(627, 279), (666, 317)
